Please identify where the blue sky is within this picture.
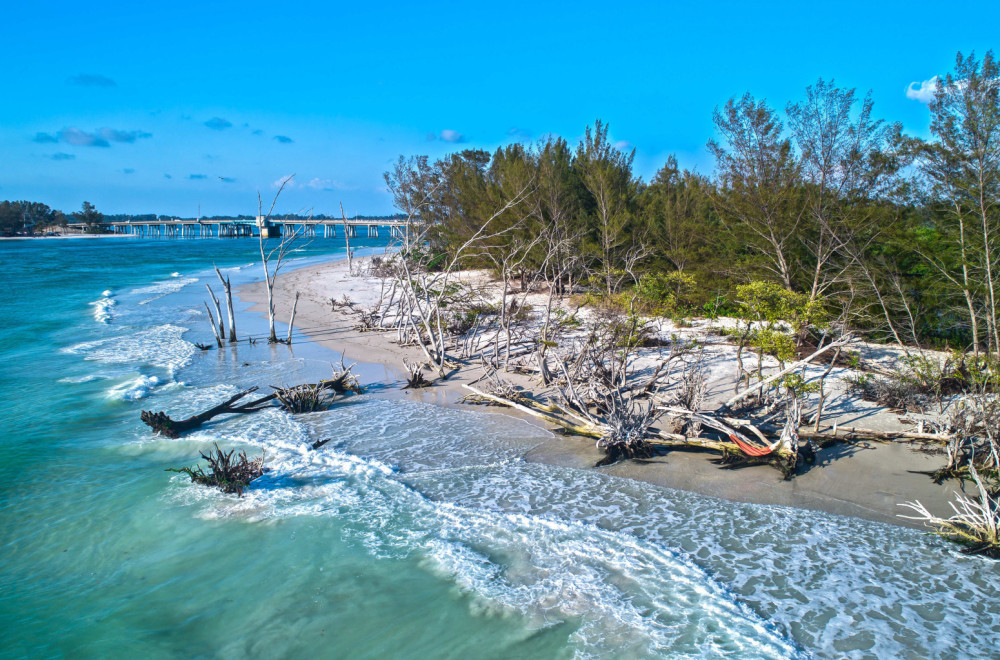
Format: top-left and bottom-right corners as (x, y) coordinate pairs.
(2, 0), (998, 216)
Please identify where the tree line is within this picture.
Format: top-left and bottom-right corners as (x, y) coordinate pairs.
(385, 50), (1000, 355)
(0, 200), (104, 235)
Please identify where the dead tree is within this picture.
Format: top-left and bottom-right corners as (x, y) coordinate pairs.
(206, 284), (225, 340)
(402, 359), (431, 389)
(168, 443), (268, 497)
(141, 387), (277, 437)
(274, 383), (329, 413)
(215, 265), (237, 342)
(142, 364), (362, 437)
(203, 301), (223, 348)
(384, 157), (533, 377)
(340, 202), (354, 275)
(257, 175), (305, 343)
(900, 464), (1000, 558)
(286, 291), (300, 344)
(594, 390), (659, 465)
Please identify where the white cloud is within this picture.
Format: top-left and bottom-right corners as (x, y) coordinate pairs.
(306, 177), (355, 191)
(906, 76), (940, 103)
(439, 129), (466, 143)
(614, 140), (632, 151)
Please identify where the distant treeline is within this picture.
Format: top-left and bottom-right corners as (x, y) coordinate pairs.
(0, 200), (103, 234)
(0, 201), (67, 234)
(1, 204), (407, 234)
(385, 51), (1000, 351)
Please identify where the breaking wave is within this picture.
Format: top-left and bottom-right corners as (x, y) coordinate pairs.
(89, 290), (116, 323)
(63, 323), (196, 376)
(131, 277), (198, 305)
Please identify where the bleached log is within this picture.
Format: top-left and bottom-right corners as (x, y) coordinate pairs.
(461, 384), (603, 438)
(799, 427), (952, 443)
(658, 405), (951, 444)
(658, 405), (771, 445)
(722, 336), (854, 410)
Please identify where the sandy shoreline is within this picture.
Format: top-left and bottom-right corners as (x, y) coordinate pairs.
(238, 255), (961, 530)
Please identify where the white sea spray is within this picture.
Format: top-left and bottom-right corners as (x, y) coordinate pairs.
(89, 290), (117, 323)
(63, 323), (196, 376)
(131, 277), (198, 305)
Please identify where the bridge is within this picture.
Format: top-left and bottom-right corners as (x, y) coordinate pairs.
(79, 216), (408, 239)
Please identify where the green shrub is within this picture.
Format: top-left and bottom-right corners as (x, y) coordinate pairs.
(635, 271), (697, 316)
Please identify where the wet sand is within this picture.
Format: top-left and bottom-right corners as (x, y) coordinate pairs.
(239, 256), (962, 530)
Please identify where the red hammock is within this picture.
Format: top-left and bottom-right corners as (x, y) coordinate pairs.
(729, 433), (774, 457)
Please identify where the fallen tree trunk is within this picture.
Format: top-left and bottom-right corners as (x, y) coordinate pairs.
(659, 405), (951, 444)
(461, 384), (602, 438)
(142, 367), (362, 438)
(141, 387), (276, 438)
(798, 426), (952, 444)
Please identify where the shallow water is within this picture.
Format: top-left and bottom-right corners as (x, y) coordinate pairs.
(1, 238), (998, 658)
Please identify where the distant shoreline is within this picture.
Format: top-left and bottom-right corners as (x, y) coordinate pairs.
(0, 233), (137, 241)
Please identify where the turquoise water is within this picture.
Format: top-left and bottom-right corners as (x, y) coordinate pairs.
(2, 237), (1000, 659)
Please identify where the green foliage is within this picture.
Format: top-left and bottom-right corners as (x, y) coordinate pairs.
(780, 372), (820, 397)
(750, 327), (797, 362)
(634, 271), (698, 316)
(381, 56), (1000, 354)
(735, 280), (824, 328)
(73, 201), (105, 233)
(0, 200), (63, 234)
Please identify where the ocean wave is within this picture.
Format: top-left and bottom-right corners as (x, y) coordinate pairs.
(106, 374), (166, 401)
(63, 323), (196, 375)
(393, 403), (1000, 659)
(58, 374), (106, 384)
(161, 398), (801, 659)
(131, 277), (198, 305)
(136, 382), (1000, 659)
(89, 291), (117, 324)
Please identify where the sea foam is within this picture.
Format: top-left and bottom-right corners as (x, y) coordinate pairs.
(163, 396), (803, 659)
(89, 291), (116, 324)
(64, 323), (196, 376)
(107, 374), (165, 401)
(131, 277), (198, 305)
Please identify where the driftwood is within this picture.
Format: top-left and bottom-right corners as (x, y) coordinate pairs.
(168, 443), (268, 497)
(142, 366), (362, 438)
(723, 336), (854, 410)
(899, 464), (1000, 558)
(141, 387), (277, 437)
(403, 359), (432, 389)
(461, 384), (602, 438)
(272, 365), (362, 412)
(274, 383), (329, 413)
